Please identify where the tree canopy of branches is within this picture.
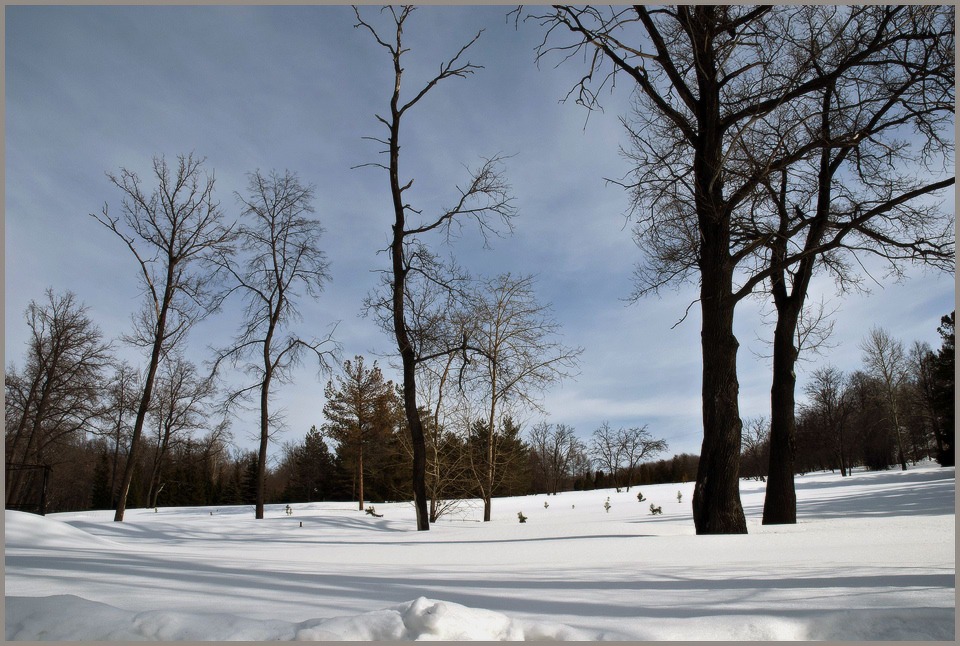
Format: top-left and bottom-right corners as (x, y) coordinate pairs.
(529, 5), (954, 533)
(91, 153), (235, 521)
(5, 290), (112, 509)
(323, 356), (399, 511)
(145, 355), (218, 508)
(355, 5), (516, 530)
(211, 169), (337, 519)
(860, 327), (911, 471)
(528, 422), (587, 495)
(98, 362), (140, 508)
(468, 273), (581, 520)
(589, 422), (667, 492)
(803, 367), (851, 477)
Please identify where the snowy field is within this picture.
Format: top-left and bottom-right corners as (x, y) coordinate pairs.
(5, 462), (955, 641)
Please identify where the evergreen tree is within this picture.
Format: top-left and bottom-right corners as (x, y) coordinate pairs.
(323, 357), (398, 510)
(932, 312), (955, 466)
(90, 450), (112, 510)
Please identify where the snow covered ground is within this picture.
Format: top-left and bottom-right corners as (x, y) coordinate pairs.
(5, 462), (955, 640)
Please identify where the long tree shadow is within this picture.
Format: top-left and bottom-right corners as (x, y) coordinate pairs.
(6, 549), (953, 622)
(797, 476), (955, 520)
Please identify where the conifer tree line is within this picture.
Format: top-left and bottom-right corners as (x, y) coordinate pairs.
(5, 6), (955, 534)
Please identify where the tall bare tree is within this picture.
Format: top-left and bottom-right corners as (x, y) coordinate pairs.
(469, 273), (581, 520)
(528, 422), (584, 495)
(355, 5), (516, 530)
(92, 153), (235, 521)
(860, 327), (910, 470)
(590, 421), (626, 492)
(530, 5), (954, 533)
(740, 417), (770, 482)
(619, 425), (668, 492)
(210, 169), (336, 519)
(5, 290), (112, 508)
(803, 367), (852, 477)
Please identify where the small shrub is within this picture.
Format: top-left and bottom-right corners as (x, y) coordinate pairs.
(636, 491), (646, 502)
(544, 501), (549, 509)
(676, 491), (683, 503)
(365, 506), (383, 518)
(518, 511), (527, 523)
(604, 501), (612, 513)
(650, 504), (662, 515)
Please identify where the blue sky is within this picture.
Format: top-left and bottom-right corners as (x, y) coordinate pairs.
(5, 6), (955, 462)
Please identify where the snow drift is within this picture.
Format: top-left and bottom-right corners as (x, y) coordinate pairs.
(4, 595), (606, 641)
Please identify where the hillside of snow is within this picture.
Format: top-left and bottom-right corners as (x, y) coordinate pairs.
(4, 462), (955, 640)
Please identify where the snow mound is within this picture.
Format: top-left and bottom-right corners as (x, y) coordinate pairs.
(4, 511), (123, 550)
(4, 595), (609, 641)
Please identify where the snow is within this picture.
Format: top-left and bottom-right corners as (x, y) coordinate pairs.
(5, 462), (955, 641)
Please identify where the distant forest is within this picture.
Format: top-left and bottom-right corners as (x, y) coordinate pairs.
(6, 295), (952, 515)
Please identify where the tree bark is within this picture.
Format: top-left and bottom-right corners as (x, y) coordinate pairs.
(763, 304), (800, 524)
(357, 439), (364, 511)
(256, 368), (272, 519)
(690, 36), (748, 534)
(694, 263), (748, 534)
(385, 59), (430, 529)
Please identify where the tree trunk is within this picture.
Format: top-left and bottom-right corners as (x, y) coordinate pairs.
(891, 402), (908, 471)
(689, 20), (747, 534)
(763, 304), (800, 525)
(256, 370), (272, 520)
(115, 279), (173, 522)
(484, 380), (497, 523)
(357, 439), (364, 511)
(693, 245), (747, 534)
(110, 419), (123, 507)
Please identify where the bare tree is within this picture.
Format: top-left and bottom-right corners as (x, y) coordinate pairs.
(860, 327), (910, 470)
(468, 273), (581, 520)
(740, 417), (770, 481)
(354, 5), (516, 530)
(210, 169), (336, 519)
(5, 290), (112, 508)
(803, 367), (852, 476)
(529, 5), (954, 533)
(619, 425), (668, 491)
(145, 355), (216, 508)
(590, 421), (625, 492)
(91, 153), (235, 521)
(750, 5), (953, 522)
(413, 346), (476, 522)
(99, 362), (140, 508)
(528, 422), (585, 495)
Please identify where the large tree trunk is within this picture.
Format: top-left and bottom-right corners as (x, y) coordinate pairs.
(688, 12), (747, 535)
(693, 226), (747, 534)
(763, 305), (800, 524)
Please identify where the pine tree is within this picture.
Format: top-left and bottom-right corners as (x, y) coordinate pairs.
(932, 312), (955, 466)
(90, 450), (112, 510)
(323, 357), (398, 510)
